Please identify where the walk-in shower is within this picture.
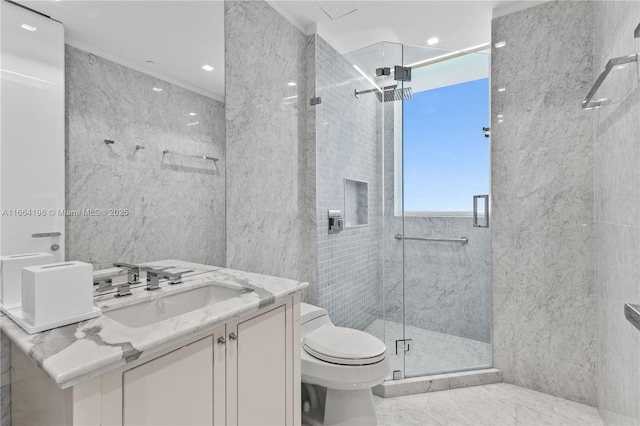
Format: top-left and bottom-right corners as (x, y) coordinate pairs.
(315, 40), (491, 381)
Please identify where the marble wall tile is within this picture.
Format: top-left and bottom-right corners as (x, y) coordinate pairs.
(397, 217), (491, 342)
(491, 0), (596, 405)
(225, 1), (317, 297)
(65, 46), (226, 270)
(592, 1), (640, 424)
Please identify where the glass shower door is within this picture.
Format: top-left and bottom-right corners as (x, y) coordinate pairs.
(397, 45), (492, 378)
(317, 40), (492, 381)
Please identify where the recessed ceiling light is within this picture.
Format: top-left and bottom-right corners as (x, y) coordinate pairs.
(427, 37), (439, 46)
(202, 65), (214, 72)
(497, 114), (503, 118)
(495, 41), (507, 48)
(288, 82), (297, 87)
(21, 24), (37, 32)
(146, 60), (156, 65)
(186, 121), (200, 126)
(152, 87), (163, 92)
(189, 112), (197, 116)
(498, 87), (506, 92)
(498, 119), (504, 123)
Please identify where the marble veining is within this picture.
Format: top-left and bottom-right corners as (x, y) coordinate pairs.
(491, 1), (595, 405)
(225, 0), (316, 302)
(0, 260), (307, 389)
(374, 383), (603, 426)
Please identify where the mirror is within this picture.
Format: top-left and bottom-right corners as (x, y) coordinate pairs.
(6, 1), (227, 269)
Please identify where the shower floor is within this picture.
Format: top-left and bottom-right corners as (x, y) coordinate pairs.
(365, 319), (492, 380)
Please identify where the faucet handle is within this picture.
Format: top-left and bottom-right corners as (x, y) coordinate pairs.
(165, 270), (193, 285)
(94, 277), (113, 292)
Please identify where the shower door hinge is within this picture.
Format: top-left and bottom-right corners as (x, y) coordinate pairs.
(394, 66), (412, 82)
(376, 67), (390, 77)
(395, 338), (413, 355)
(310, 96), (322, 106)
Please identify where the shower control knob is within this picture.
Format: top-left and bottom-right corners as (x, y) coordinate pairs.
(229, 333), (237, 341)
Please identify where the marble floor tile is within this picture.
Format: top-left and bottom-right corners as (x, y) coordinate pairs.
(374, 383), (603, 426)
(366, 319), (491, 379)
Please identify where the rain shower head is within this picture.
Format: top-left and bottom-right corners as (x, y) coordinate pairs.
(376, 87), (413, 102)
(354, 85), (413, 102)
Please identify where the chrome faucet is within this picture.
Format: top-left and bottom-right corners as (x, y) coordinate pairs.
(109, 262), (142, 297)
(93, 262), (143, 298)
(94, 273), (132, 298)
(144, 268), (193, 290)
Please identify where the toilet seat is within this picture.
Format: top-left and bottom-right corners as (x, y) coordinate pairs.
(302, 324), (386, 366)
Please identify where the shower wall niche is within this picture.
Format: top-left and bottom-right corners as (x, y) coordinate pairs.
(344, 178), (369, 228)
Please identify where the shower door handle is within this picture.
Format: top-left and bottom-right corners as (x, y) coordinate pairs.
(473, 195), (489, 228)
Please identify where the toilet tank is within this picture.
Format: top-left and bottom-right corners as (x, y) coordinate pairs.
(300, 303), (332, 336)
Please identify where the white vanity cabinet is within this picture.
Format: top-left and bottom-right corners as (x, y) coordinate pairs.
(227, 304), (290, 425)
(10, 296), (301, 426)
(121, 335), (219, 425)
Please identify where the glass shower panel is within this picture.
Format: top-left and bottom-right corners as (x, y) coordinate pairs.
(400, 45), (492, 378)
(340, 41), (407, 381)
(315, 40), (392, 360)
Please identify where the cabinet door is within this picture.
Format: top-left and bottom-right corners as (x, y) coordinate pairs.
(227, 304), (289, 425)
(123, 336), (216, 426)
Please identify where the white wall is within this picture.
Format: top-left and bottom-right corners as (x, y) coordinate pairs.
(1, 1), (65, 261)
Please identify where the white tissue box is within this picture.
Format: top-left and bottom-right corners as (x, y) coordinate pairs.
(0, 252), (54, 311)
(21, 261), (97, 328)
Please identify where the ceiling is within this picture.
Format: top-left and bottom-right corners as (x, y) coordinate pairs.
(14, 0), (547, 102)
(16, 0), (225, 101)
(269, 1), (547, 55)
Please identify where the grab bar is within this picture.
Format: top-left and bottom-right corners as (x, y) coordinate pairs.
(163, 150), (219, 162)
(395, 234), (468, 244)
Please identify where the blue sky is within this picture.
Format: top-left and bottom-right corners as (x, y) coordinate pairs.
(402, 78), (489, 212)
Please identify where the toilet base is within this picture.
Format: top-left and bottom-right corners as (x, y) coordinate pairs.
(302, 384), (377, 426)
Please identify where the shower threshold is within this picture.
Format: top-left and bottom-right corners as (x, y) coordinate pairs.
(372, 368), (503, 398)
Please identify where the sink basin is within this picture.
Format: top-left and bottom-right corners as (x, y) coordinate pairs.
(104, 284), (252, 328)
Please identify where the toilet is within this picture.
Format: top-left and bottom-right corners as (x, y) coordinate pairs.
(300, 303), (389, 426)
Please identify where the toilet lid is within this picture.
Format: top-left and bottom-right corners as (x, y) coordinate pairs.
(303, 325), (387, 366)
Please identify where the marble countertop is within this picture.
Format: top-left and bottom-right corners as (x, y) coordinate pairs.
(0, 260), (308, 389)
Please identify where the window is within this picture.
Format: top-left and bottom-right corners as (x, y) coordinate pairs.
(396, 73), (489, 216)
